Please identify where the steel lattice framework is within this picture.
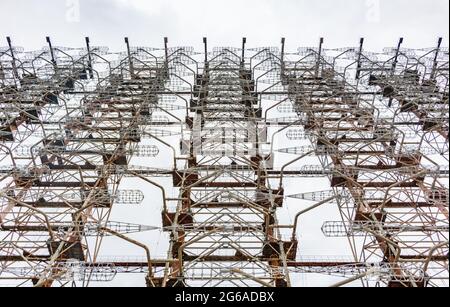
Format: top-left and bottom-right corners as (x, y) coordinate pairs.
(0, 37), (448, 287)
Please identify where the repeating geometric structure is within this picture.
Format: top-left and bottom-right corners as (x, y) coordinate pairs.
(0, 36), (448, 287)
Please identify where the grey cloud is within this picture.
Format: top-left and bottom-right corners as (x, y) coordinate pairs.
(0, 0), (448, 51)
(0, 0), (449, 49)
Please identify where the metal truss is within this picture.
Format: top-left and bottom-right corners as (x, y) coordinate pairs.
(0, 36), (448, 287)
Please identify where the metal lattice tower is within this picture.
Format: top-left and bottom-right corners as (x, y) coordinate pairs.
(0, 36), (448, 287)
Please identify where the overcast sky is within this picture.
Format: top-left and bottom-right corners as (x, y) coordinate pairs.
(0, 0), (448, 51)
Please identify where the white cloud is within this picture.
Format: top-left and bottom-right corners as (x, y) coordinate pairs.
(0, 0), (448, 50)
(113, 0), (165, 15)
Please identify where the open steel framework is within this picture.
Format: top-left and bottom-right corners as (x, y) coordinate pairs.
(0, 37), (448, 287)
